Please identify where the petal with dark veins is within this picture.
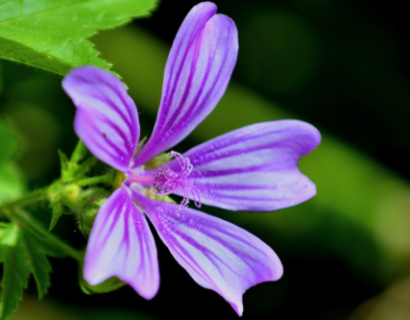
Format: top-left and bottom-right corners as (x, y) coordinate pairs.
(165, 120), (321, 211)
(132, 191), (282, 316)
(84, 186), (159, 299)
(134, 2), (238, 166)
(63, 66), (139, 172)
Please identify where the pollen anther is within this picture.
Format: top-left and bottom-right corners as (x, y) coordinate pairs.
(151, 151), (201, 208)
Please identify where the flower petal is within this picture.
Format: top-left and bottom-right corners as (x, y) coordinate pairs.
(133, 3), (238, 167)
(63, 66), (139, 172)
(167, 120), (321, 211)
(132, 191), (282, 316)
(84, 186), (159, 300)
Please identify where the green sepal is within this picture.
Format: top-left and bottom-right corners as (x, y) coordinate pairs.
(70, 140), (88, 164)
(144, 152), (171, 171)
(48, 184), (108, 233)
(79, 275), (126, 295)
(59, 150), (96, 183)
(72, 157), (97, 180)
(48, 140), (103, 230)
(76, 248), (125, 294)
(58, 141), (96, 183)
(113, 171), (127, 189)
(76, 194), (107, 236)
(46, 181), (65, 230)
(57, 149), (69, 177)
(49, 202), (63, 231)
(133, 136), (147, 157)
(145, 189), (176, 204)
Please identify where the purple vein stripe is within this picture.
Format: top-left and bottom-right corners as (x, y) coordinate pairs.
(131, 192), (282, 316)
(132, 8), (238, 167)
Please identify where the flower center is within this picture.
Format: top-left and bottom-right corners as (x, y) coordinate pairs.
(151, 151), (201, 208)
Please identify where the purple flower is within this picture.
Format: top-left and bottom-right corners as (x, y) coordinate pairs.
(62, 2), (320, 316)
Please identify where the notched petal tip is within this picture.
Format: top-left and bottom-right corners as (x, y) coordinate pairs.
(192, 1), (218, 12)
(133, 2), (238, 167)
(124, 276), (159, 301)
(230, 301), (243, 317)
(63, 66), (140, 172)
(166, 120), (321, 212)
(289, 119), (321, 154)
(84, 186), (159, 300)
(132, 192), (283, 316)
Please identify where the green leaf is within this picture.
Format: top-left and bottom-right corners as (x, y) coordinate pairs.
(0, 223), (19, 254)
(19, 228), (53, 299)
(0, 224), (29, 320)
(0, 223), (66, 319)
(0, 0), (158, 75)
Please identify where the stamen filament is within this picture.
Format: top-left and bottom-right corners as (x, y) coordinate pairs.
(150, 151), (201, 208)
(126, 175), (156, 185)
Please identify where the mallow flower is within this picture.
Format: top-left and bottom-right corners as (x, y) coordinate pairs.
(62, 1), (320, 316)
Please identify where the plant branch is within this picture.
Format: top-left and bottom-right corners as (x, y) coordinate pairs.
(0, 172), (113, 214)
(14, 209), (83, 262)
(0, 189), (47, 213)
(75, 173), (114, 187)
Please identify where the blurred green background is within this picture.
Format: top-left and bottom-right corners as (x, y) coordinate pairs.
(1, 0), (410, 319)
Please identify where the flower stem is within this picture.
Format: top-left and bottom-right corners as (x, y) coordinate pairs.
(0, 173), (113, 214)
(0, 189), (47, 213)
(75, 173), (114, 187)
(14, 209), (83, 262)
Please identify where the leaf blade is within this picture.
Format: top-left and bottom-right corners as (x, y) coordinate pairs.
(0, 224), (30, 320)
(0, 222), (68, 319)
(0, 0), (158, 75)
(20, 229), (53, 300)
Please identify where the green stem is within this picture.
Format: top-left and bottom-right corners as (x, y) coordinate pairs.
(0, 189), (47, 212)
(0, 169), (113, 263)
(75, 173), (114, 187)
(0, 174), (113, 215)
(14, 209), (83, 262)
